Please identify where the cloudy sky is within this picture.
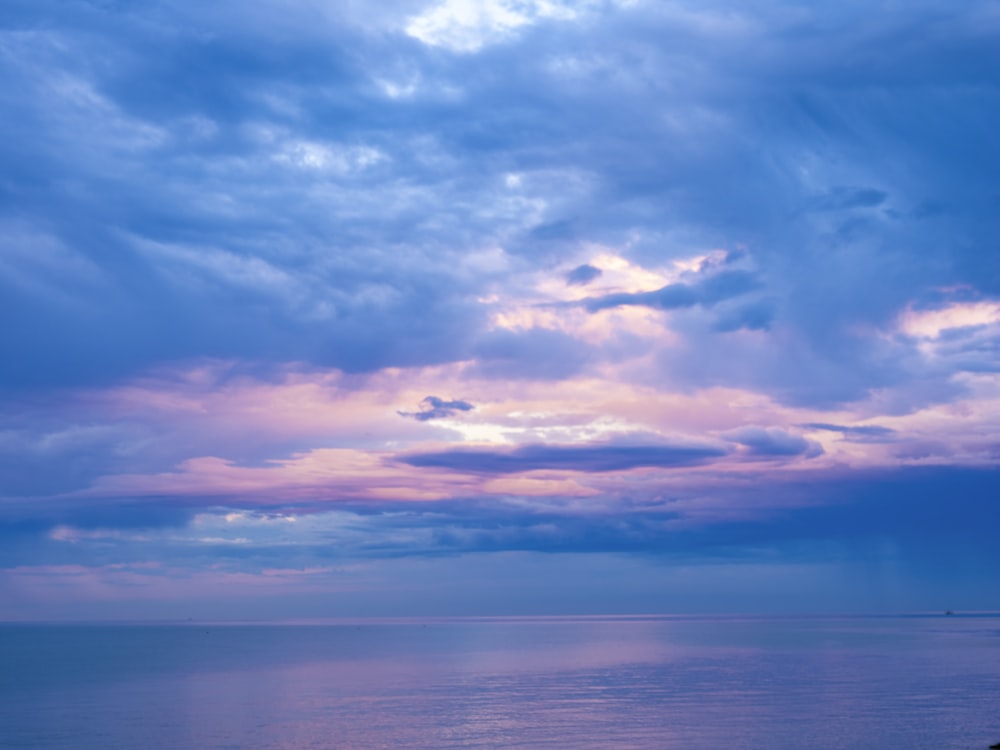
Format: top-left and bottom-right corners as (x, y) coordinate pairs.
(1, 0), (998, 620)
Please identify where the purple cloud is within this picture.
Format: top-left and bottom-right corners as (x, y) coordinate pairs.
(399, 396), (475, 422)
(400, 441), (728, 474)
(725, 428), (823, 458)
(565, 264), (603, 286)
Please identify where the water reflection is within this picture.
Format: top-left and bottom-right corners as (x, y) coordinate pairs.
(1, 617), (998, 749)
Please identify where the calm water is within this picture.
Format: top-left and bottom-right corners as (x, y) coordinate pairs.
(2, 616), (999, 749)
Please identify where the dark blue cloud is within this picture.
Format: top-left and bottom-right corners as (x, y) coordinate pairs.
(399, 396), (475, 422)
(400, 440), (728, 473)
(584, 270), (760, 313)
(325, 466), (1000, 572)
(0, 0), (996, 409)
(6, 466), (995, 584)
(725, 428), (822, 458)
(0, 4), (486, 390)
(807, 186), (888, 212)
(565, 263), (602, 286)
(712, 299), (775, 332)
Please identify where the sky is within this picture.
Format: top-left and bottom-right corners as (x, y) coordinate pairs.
(1, 0), (999, 620)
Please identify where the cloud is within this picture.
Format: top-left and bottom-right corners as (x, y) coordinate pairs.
(1, 0), (999, 617)
(400, 439), (728, 473)
(405, 0), (605, 53)
(399, 395), (475, 421)
(0, 0), (997, 412)
(565, 263), (603, 286)
(808, 186), (888, 212)
(471, 327), (593, 380)
(583, 270), (761, 313)
(711, 299), (775, 332)
(724, 427), (823, 458)
(898, 301), (1000, 339)
(6, 465), (997, 579)
(802, 423), (897, 442)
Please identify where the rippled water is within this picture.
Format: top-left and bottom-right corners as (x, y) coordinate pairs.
(2, 616), (999, 749)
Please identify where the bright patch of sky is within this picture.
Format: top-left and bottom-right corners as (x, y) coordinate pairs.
(406, 0), (604, 52)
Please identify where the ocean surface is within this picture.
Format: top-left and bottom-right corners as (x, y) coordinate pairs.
(1, 615), (999, 749)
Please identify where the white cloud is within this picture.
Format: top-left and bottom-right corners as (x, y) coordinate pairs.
(406, 0), (604, 52)
(898, 302), (1000, 339)
(275, 140), (388, 173)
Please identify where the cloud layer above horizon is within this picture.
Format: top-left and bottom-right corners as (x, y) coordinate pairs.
(1, 0), (998, 618)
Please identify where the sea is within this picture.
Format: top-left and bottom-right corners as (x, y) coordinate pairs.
(1, 615), (998, 749)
